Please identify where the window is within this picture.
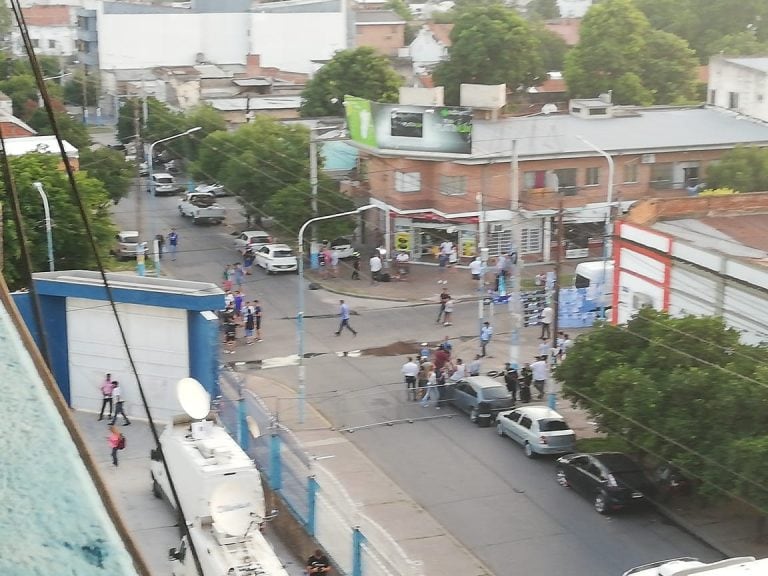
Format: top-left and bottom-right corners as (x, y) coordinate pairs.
(729, 91), (739, 109)
(523, 170), (546, 190)
(520, 226), (542, 254)
(488, 228), (512, 257)
(460, 383), (477, 397)
(554, 168), (577, 195)
(585, 167), (600, 186)
(32, 39), (39, 48)
(540, 419), (569, 432)
(708, 89), (716, 105)
(506, 411), (521, 423)
(439, 174), (466, 196)
(623, 163), (638, 183)
(394, 171), (421, 193)
(48, 40), (56, 49)
(649, 163), (673, 189)
(588, 107), (607, 116)
(519, 416), (532, 430)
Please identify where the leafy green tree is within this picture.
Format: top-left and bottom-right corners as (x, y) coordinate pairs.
(27, 109), (91, 149)
(79, 147), (135, 204)
(117, 98), (140, 144)
(708, 31), (768, 58)
(527, 0), (559, 20)
(432, 4), (544, 105)
(557, 309), (768, 509)
(167, 103), (227, 162)
(1, 154), (115, 289)
(640, 30), (698, 104)
(705, 147), (768, 193)
(300, 47), (401, 117)
(564, 0), (696, 105)
(264, 176), (355, 239)
(531, 23), (568, 72)
(191, 116), (309, 219)
(0, 73), (39, 117)
(62, 70), (100, 107)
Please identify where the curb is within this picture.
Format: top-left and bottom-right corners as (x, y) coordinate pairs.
(653, 504), (736, 560)
(308, 278), (483, 306)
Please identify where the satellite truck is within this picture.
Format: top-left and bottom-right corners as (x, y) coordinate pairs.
(151, 377), (290, 576)
(622, 556), (768, 576)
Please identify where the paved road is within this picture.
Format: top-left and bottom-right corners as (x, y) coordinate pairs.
(113, 183), (722, 576)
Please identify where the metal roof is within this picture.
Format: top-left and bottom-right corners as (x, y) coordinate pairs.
(4, 135), (78, 157)
(653, 217), (768, 262)
(206, 96), (301, 111)
(470, 106), (768, 162)
(721, 56), (768, 73)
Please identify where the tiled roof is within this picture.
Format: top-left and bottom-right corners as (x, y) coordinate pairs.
(22, 5), (71, 27)
(544, 18), (581, 46)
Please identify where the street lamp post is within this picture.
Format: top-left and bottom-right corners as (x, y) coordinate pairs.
(32, 182), (54, 272)
(147, 127), (202, 274)
(297, 205), (376, 423)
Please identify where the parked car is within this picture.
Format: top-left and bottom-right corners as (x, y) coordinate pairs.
(496, 406), (576, 457)
(254, 244), (298, 274)
(233, 230), (272, 255)
(111, 230), (147, 260)
(195, 183), (231, 197)
(555, 452), (655, 514)
(149, 172), (178, 196)
(445, 376), (515, 425)
(327, 237), (355, 259)
(138, 162), (149, 176)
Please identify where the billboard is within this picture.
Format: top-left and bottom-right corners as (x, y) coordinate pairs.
(345, 96), (472, 155)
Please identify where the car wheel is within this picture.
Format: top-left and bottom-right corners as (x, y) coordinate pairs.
(496, 422), (504, 437)
(524, 442), (536, 458)
(594, 491), (609, 514)
(556, 468), (569, 488)
(470, 408), (478, 423)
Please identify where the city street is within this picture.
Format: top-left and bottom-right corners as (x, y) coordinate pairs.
(113, 183), (722, 576)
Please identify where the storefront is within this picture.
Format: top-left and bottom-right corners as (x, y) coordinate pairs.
(393, 215), (479, 263)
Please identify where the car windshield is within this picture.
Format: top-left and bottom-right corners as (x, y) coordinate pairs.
(539, 419), (570, 432)
(483, 386), (511, 400)
(331, 238), (350, 247)
(250, 236), (269, 243)
(156, 177), (173, 184)
(121, 235), (139, 243)
(273, 249), (293, 258)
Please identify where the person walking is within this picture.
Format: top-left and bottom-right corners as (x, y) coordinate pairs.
(351, 252), (361, 280)
(233, 263), (245, 291)
(503, 363), (519, 403)
(108, 425), (123, 467)
(520, 362), (533, 403)
(369, 252), (382, 284)
(436, 288), (451, 324)
(167, 228), (179, 261)
(421, 367), (440, 409)
(243, 247), (255, 275)
(540, 305), (553, 340)
(401, 356), (419, 401)
(531, 356), (548, 400)
(98, 372), (113, 421)
(442, 297), (454, 326)
(480, 321), (493, 357)
(334, 300), (357, 336)
(109, 381), (131, 426)
(222, 264), (234, 292)
(244, 302), (255, 345)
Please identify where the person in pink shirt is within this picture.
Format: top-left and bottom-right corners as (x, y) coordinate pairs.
(98, 373), (113, 421)
(108, 426), (122, 466)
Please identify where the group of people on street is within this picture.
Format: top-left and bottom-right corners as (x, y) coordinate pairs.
(99, 372), (130, 466)
(401, 337), (472, 409)
(221, 298), (263, 353)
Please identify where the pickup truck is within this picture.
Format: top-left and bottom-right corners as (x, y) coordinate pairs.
(178, 192), (226, 225)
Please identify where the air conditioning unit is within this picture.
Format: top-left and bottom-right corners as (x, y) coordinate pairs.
(632, 292), (654, 309)
(641, 154), (656, 164)
(490, 223), (504, 234)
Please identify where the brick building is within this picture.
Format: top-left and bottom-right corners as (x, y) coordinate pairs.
(353, 97), (768, 264)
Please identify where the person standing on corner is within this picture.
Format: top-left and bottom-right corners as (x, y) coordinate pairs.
(401, 356), (419, 401)
(421, 366), (440, 409)
(436, 287), (451, 324)
(109, 381), (131, 426)
(167, 228), (178, 261)
(351, 252), (361, 280)
(252, 299), (263, 341)
(540, 304), (553, 340)
(531, 355), (549, 400)
(369, 251), (382, 285)
(108, 425), (122, 467)
(442, 297), (454, 326)
(244, 302), (255, 346)
(469, 255), (482, 281)
(480, 321), (493, 357)
(334, 299), (357, 336)
(98, 372), (113, 421)
(468, 354), (482, 377)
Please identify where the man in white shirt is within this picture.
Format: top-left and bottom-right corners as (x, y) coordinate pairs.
(402, 356), (419, 401)
(540, 305), (554, 340)
(531, 356), (548, 400)
(468, 354), (482, 376)
(369, 253), (382, 284)
(109, 381), (131, 426)
(448, 358), (466, 382)
(480, 322), (493, 357)
(469, 256), (482, 280)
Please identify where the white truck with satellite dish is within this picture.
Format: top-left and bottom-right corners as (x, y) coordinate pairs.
(623, 556), (768, 576)
(151, 377), (290, 576)
(178, 192), (226, 225)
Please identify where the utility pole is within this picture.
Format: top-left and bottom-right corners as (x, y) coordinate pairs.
(508, 140), (522, 370)
(548, 197), (564, 410)
(81, 65), (88, 124)
(477, 166), (488, 334)
(134, 101), (143, 235)
(309, 134), (320, 269)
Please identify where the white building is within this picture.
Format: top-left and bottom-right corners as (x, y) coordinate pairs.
(708, 55), (768, 122)
(613, 195), (768, 345)
(406, 23), (451, 73)
(11, 4), (78, 58)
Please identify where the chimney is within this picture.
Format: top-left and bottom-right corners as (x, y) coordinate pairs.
(246, 54), (262, 76)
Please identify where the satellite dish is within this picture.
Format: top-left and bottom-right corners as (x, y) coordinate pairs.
(541, 103), (557, 115)
(211, 478), (266, 537)
(177, 377), (211, 420)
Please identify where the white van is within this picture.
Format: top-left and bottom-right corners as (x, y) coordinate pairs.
(574, 260), (614, 311)
(150, 172), (177, 196)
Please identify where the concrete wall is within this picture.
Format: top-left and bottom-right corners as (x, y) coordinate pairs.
(355, 23), (405, 56)
(709, 57), (768, 122)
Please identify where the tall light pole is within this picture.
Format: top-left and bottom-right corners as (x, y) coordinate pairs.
(148, 127), (202, 274)
(297, 205), (376, 423)
(32, 182), (54, 272)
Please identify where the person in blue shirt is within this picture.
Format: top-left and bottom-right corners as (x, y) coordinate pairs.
(167, 228), (178, 260)
(480, 322), (493, 357)
(334, 300), (357, 336)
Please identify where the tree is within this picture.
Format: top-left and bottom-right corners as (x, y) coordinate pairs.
(264, 176), (356, 239)
(300, 48), (401, 117)
(432, 4), (544, 105)
(191, 116), (310, 220)
(79, 147), (135, 204)
(62, 70), (100, 107)
(705, 147), (768, 193)
(527, 0), (559, 20)
(556, 309), (768, 510)
(168, 103), (227, 162)
(1, 154), (115, 289)
(564, 0), (696, 105)
(27, 109), (91, 150)
(0, 73), (40, 117)
(708, 31), (768, 58)
(531, 22), (568, 72)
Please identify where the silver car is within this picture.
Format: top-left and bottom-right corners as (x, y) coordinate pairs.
(496, 406), (576, 457)
(446, 376), (514, 424)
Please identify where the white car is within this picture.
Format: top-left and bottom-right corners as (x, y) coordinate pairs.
(233, 230), (272, 255)
(195, 183), (231, 197)
(327, 237), (355, 259)
(496, 406), (576, 457)
(254, 244), (298, 274)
